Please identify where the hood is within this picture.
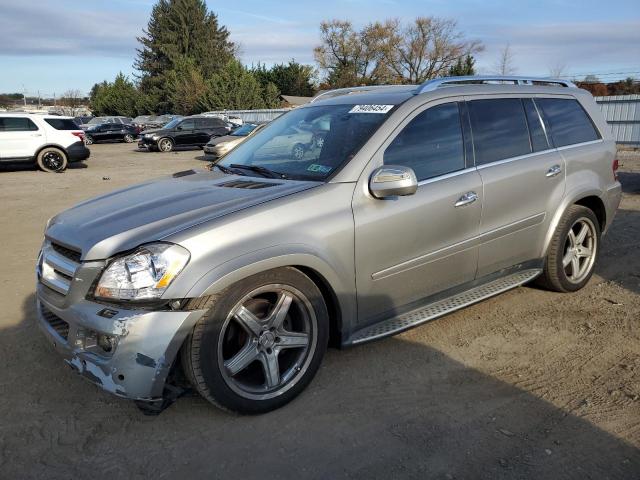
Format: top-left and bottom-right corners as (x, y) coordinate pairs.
(140, 128), (164, 135)
(206, 134), (240, 146)
(46, 170), (319, 260)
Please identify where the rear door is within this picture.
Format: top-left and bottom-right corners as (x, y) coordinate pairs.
(466, 96), (566, 277)
(352, 99), (483, 325)
(0, 117), (42, 159)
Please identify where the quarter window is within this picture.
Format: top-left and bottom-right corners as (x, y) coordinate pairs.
(384, 102), (465, 181)
(468, 98), (531, 165)
(0, 117), (39, 132)
(45, 118), (80, 130)
(535, 98), (600, 147)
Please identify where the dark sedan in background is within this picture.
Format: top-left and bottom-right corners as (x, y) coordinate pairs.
(84, 123), (140, 145)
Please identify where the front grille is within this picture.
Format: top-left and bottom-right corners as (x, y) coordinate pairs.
(51, 242), (82, 263)
(40, 304), (70, 340)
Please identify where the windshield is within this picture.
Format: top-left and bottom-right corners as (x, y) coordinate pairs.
(231, 124), (257, 136)
(163, 118), (181, 129)
(219, 105), (392, 181)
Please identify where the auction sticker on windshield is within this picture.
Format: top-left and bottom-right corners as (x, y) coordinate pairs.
(348, 105), (394, 114)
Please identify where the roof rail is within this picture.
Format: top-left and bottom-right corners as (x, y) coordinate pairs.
(415, 75), (576, 94)
(310, 85), (416, 103)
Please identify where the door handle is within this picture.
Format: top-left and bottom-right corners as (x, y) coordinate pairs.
(31, 133), (42, 137)
(546, 164), (562, 177)
(455, 191), (478, 207)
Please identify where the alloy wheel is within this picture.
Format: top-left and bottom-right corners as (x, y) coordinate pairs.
(42, 151), (64, 171)
(562, 217), (597, 284)
(218, 284), (317, 400)
(292, 144), (305, 160)
(159, 139), (173, 152)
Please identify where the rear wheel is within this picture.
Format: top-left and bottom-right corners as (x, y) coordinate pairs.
(181, 267), (329, 413)
(123, 133), (135, 143)
(36, 147), (68, 173)
(158, 138), (174, 152)
(291, 143), (305, 160)
(538, 205), (600, 292)
(84, 135), (94, 145)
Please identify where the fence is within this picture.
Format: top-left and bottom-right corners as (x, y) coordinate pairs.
(595, 94), (640, 146)
(203, 108), (290, 123)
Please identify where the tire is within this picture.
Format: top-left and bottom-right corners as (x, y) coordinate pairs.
(181, 267), (329, 414)
(36, 147), (68, 173)
(84, 136), (94, 145)
(291, 143), (305, 160)
(538, 205), (601, 292)
(158, 138), (174, 152)
(123, 134), (135, 143)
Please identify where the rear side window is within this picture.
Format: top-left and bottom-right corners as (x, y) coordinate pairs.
(535, 98), (600, 147)
(201, 118), (225, 128)
(45, 118), (80, 130)
(179, 119), (195, 129)
(468, 99), (531, 165)
(522, 99), (550, 152)
(384, 102), (465, 181)
(0, 117), (39, 132)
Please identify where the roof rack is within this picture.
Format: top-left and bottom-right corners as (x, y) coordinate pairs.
(310, 85), (416, 103)
(415, 76), (576, 94)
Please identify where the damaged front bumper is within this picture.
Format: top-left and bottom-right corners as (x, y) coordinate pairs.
(36, 284), (205, 402)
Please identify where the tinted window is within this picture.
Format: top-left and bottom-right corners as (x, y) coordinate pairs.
(536, 98), (600, 147)
(199, 117), (225, 128)
(522, 99), (550, 152)
(178, 119), (195, 130)
(468, 99), (531, 164)
(384, 102), (465, 181)
(0, 117), (38, 132)
(45, 118), (80, 130)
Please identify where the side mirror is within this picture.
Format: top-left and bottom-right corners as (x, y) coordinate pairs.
(176, 126), (183, 131)
(369, 165), (418, 199)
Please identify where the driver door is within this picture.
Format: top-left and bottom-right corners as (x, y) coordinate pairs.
(352, 99), (483, 326)
(175, 119), (196, 145)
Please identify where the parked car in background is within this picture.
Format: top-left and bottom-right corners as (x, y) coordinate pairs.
(80, 116), (132, 130)
(73, 116), (93, 127)
(204, 123), (266, 158)
(138, 115), (230, 152)
(132, 115), (152, 129)
(84, 123), (140, 145)
(0, 113), (89, 172)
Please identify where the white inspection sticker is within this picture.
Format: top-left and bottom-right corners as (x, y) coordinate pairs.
(348, 104), (394, 114)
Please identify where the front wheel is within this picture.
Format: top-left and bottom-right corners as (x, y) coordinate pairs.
(181, 267), (329, 413)
(36, 147), (68, 172)
(157, 138), (174, 152)
(291, 143), (305, 160)
(538, 205), (600, 292)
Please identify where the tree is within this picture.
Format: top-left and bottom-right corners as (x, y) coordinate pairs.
(200, 59), (272, 110)
(253, 60), (316, 97)
(166, 59), (209, 115)
(58, 89), (86, 116)
(493, 44), (517, 75)
(448, 54), (476, 76)
(90, 73), (138, 117)
(135, 0), (234, 112)
(548, 62), (567, 78)
(314, 17), (482, 87)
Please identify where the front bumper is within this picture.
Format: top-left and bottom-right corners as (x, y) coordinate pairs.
(67, 141), (90, 162)
(35, 244), (205, 401)
(138, 137), (158, 148)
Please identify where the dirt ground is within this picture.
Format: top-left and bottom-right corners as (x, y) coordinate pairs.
(0, 143), (639, 479)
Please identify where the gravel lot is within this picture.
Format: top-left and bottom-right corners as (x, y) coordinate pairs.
(0, 143), (639, 479)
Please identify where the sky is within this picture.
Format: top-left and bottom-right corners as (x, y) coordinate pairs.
(1, 0), (639, 97)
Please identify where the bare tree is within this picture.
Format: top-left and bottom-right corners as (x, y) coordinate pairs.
(59, 89), (85, 116)
(493, 44), (517, 75)
(314, 17), (483, 87)
(548, 62), (567, 78)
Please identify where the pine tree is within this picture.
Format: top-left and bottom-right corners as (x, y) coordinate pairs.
(448, 55), (476, 77)
(200, 60), (269, 110)
(135, 0), (234, 112)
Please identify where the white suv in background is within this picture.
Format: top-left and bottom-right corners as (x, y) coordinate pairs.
(0, 113), (90, 172)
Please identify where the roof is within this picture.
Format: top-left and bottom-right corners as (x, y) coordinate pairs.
(280, 95), (313, 106)
(0, 112), (73, 119)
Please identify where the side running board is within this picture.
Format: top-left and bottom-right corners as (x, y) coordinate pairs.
(350, 269), (541, 345)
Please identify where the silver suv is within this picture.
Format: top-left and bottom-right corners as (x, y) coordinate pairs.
(36, 76), (622, 414)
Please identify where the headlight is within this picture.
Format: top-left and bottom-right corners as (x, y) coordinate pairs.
(95, 243), (190, 301)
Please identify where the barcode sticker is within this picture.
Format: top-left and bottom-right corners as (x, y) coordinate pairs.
(348, 105), (394, 114)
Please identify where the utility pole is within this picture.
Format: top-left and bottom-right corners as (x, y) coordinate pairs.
(22, 85), (27, 107)
(38, 90), (41, 108)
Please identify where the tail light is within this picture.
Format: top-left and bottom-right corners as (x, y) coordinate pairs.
(72, 131), (85, 142)
(612, 158), (619, 181)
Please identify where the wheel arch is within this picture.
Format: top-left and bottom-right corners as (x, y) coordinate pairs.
(34, 143), (69, 160)
(542, 189), (607, 258)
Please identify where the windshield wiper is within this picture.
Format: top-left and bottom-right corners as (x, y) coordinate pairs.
(212, 163), (235, 174)
(229, 164), (288, 179)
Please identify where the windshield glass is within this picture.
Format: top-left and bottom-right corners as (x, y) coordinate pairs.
(219, 105), (392, 181)
(163, 118), (181, 129)
(231, 124), (257, 136)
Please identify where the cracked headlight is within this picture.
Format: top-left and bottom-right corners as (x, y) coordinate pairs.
(95, 243), (190, 301)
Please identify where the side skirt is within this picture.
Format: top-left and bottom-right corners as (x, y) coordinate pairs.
(349, 266), (542, 345)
